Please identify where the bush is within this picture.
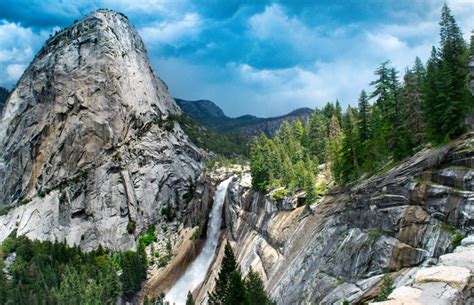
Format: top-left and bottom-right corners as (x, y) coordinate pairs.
(161, 205), (174, 222)
(139, 228), (155, 247)
(127, 221), (136, 234)
(374, 274), (394, 302)
(452, 232), (464, 248)
(271, 189), (287, 202)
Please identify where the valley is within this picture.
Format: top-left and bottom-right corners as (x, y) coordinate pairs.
(0, 3), (473, 305)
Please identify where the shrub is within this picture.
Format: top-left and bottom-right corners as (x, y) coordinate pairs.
(127, 221), (136, 234)
(374, 274), (394, 301)
(161, 205), (174, 222)
(271, 189), (287, 202)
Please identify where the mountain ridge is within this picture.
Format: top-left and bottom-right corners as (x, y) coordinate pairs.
(175, 98), (313, 137)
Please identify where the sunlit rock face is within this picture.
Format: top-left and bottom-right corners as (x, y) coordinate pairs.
(0, 9), (202, 251)
(210, 132), (474, 304)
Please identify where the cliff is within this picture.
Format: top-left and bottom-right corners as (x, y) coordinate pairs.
(198, 132), (473, 304)
(0, 9), (202, 251)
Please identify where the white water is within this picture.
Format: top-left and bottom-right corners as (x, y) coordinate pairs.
(166, 177), (233, 305)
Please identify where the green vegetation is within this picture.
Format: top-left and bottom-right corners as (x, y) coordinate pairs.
(138, 227), (156, 247)
(127, 220), (136, 234)
(176, 114), (248, 156)
(208, 243), (275, 305)
(0, 235), (149, 304)
(0, 235), (121, 304)
(250, 120), (319, 204)
(271, 188), (288, 202)
(249, 5), (473, 189)
(374, 274), (394, 302)
(161, 204), (175, 222)
(186, 291), (195, 305)
(452, 232), (465, 248)
(114, 244), (147, 295)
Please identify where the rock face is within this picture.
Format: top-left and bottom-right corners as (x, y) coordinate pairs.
(0, 9), (202, 251)
(206, 133), (474, 304)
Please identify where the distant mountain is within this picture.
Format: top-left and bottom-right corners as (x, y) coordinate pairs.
(174, 98), (226, 121)
(175, 98), (313, 138)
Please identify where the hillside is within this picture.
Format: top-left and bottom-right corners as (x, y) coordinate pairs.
(175, 98), (313, 138)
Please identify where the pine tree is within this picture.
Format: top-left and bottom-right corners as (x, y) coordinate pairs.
(244, 270), (276, 305)
(208, 243), (240, 305)
(186, 291), (195, 305)
(370, 61), (392, 116)
(333, 108), (360, 183)
(388, 67), (410, 160)
(307, 112), (328, 163)
(335, 100), (343, 125)
(250, 134), (271, 191)
(357, 90), (370, 143)
(425, 4), (472, 142)
(402, 59), (426, 147)
(226, 271), (246, 305)
(424, 47), (441, 141)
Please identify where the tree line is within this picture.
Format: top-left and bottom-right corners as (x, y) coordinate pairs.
(0, 235), (148, 304)
(251, 4), (473, 190)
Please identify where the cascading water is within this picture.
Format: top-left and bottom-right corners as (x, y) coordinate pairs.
(166, 177), (233, 305)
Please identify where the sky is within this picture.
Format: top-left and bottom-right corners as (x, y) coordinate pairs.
(0, 1), (472, 117)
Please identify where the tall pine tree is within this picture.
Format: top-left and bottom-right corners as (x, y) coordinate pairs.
(208, 243), (241, 305)
(358, 90), (370, 144)
(244, 270), (276, 305)
(425, 4), (471, 142)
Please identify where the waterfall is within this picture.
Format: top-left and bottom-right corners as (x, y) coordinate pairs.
(166, 177), (233, 304)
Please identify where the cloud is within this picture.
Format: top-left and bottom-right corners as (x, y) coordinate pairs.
(139, 13), (202, 47)
(6, 64), (26, 81)
(0, 21), (53, 88)
(0, 0), (471, 117)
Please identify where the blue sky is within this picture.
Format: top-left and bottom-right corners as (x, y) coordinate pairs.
(0, 1), (472, 117)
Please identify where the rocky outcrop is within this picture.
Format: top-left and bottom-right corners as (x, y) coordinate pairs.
(0, 9), (202, 251)
(210, 133), (474, 304)
(372, 235), (473, 305)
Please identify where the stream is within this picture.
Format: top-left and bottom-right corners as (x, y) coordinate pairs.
(165, 177), (233, 304)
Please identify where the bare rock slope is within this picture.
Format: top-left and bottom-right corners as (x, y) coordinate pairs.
(203, 133), (474, 304)
(0, 9), (202, 251)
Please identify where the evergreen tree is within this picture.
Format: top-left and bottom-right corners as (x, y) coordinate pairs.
(357, 90), (370, 143)
(437, 4), (471, 140)
(333, 108), (360, 183)
(335, 100), (343, 125)
(370, 61), (392, 116)
(425, 4), (471, 143)
(389, 67), (411, 160)
(226, 271), (246, 305)
(208, 243), (240, 305)
(186, 291), (195, 305)
(250, 134), (271, 191)
(424, 47), (441, 140)
(402, 60), (426, 147)
(307, 111), (328, 163)
(244, 270), (276, 305)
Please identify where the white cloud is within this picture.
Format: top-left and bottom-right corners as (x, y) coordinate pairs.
(0, 20), (51, 88)
(138, 13), (202, 46)
(366, 33), (407, 52)
(101, 0), (187, 16)
(231, 60), (374, 115)
(6, 64), (26, 81)
(248, 4), (321, 56)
